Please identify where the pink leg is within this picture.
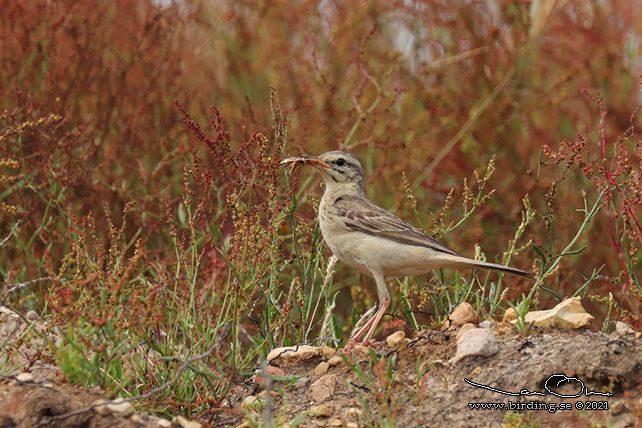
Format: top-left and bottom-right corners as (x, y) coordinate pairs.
(342, 297), (390, 351)
(360, 297), (390, 346)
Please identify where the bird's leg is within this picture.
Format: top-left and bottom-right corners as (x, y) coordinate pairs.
(342, 311), (377, 351)
(359, 297), (390, 346)
(342, 271), (390, 351)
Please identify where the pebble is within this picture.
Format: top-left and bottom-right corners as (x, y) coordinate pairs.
(615, 321), (634, 337)
(503, 308), (517, 322)
(347, 407), (361, 417)
(315, 361), (330, 376)
(267, 345), (320, 364)
(310, 403), (334, 417)
(479, 320), (492, 329)
(15, 373), (35, 383)
(172, 415), (202, 428)
(321, 346), (336, 359)
(241, 395), (262, 410)
(309, 374), (337, 402)
(386, 331), (405, 347)
(255, 365), (285, 388)
(328, 356), (343, 367)
(449, 303), (475, 327)
(25, 310), (39, 321)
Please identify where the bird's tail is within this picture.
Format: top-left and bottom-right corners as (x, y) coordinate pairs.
(438, 255), (534, 279)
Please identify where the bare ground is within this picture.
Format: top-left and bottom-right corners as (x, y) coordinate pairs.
(2, 304), (641, 427)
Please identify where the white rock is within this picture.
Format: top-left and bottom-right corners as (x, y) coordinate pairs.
(615, 321), (634, 337)
(511, 297), (593, 329)
(267, 345), (320, 364)
(108, 400), (135, 417)
(450, 328), (499, 364)
(15, 373), (34, 383)
(455, 323), (476, 340)
(479, 320), (492, 329)
(93, 399), (134, 417)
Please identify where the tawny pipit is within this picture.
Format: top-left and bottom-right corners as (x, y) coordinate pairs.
(282, 151), (532, 350)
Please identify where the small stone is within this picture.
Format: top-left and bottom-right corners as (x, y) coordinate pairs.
(386, 331), (405, 347)
(330, 418), (343, 426)
(267, 345), (320, 364)
(346, 424), (358, 428)
(108, 400), (135, 417)
(157, 420), (172, 427)
(321, 346), (336, 359)
(328, 356), (343, 367)
(503, 308), (517, 322)
(450, 328), (499, 364)
(234, 422), (250, 428)
(15, 373), (34, 383)
(456, 323), (476, 340)
(351, 345), (371, 359)
(292, 376), (310, 389)
(615, 321), (634, 337)
(449, 303), (475, 327)
(25, 310), (39, 321)
(315, 361), (330, 376)
(93, 401), (111, 416)
(242, 395), (262, 410)
(258, 390), (278, 400)
(172, 415), (202, 428)
(347, 407), (362, 417)
(255, 365), (285, 388)
(42, 381), (54, 388)
(309, 374), (337, 402)
(479, 320), (492, 329)
(92, 399), (134, 417)
(310, 403), (334, 417)
(130, 414), (140, 423)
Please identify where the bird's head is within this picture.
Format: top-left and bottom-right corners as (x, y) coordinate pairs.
(282, 151), (365, 193)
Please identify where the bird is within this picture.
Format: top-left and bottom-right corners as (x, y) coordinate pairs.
(282, 151), (533, 350)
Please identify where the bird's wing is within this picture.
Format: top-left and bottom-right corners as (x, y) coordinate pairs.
(331, 195), (461, 256)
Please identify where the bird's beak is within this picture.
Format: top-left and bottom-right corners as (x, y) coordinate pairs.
(281, 156), (330, 173)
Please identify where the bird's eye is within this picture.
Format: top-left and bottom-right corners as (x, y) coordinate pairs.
(336, 158), (347, 167)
